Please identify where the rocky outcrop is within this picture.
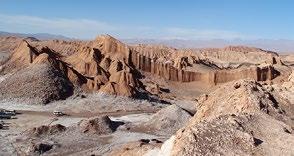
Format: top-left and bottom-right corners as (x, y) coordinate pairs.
(28, 124), (66, 137)
(131, 44), (177, 60)
(131, 50), (278, 85)
(171, 113), (294, 156)
(0, 41), (87, 104)
(0, 36), (24, 52)
(0, 36), (143, 98)
(147, 80), (294, 156)
(3, 40), (85, 82)
(141, 104), (192, 135)
(288, 71), (294, 82)
(193, 80), (285, 123)
(281, 54), (294, 66)
(199, 46), (283, 65)
(0, 63), (74, 104)
(29, 142), (54, 155)
(66, 35), (142, 96)
(78, 116), (116, 135)
(32, 39), (86, 56)
(2, 41), (40, 72)
(213, 65), (279, 84)
(271, 71), (294, 119)
(130, 50), (213, 83)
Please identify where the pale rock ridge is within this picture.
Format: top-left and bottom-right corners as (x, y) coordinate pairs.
(171, 114), (294, 156)
(162, 79), (294, 156)
(193, 79), (285, 123)
(0, 36), (24, 52)
(3, 40), (40, 71)
(199, 45), (282, 65)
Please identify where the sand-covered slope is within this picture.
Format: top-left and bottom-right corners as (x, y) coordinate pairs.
(0, 63), (73, 104)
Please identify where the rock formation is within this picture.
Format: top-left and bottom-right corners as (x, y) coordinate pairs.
(2, 41), (40, 72)
(0, 36), (143, 99)
(28, 124), (66, 137)
(139, 104), (192, 135)
(0, 36), (24, 52)
(0, 35), (286, 102)
(28, 142), (54, 155)
(281, 54), (294, 66)
(78, 116), (116, 135)
(198, 46), (282, 65)
(171, 113), (294, 156)
(0, 41), (88, 104)
(193, 80), (286, 123)
(0, 63), (74, 104)
(65, 35), (143, 96)
(130, 44), (281, 85)
(147, 79), (294, 156)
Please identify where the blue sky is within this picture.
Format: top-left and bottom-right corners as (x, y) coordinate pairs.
(0, 0), (293, 39)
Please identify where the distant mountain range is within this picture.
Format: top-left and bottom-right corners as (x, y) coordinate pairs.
(0, 31), (72, 40)
(1, 31), (293, 53)
(123, 38), (294, 53)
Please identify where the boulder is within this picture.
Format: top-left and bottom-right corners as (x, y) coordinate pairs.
(29, 124), (66, 137)
(30, 142), (54, 154)
(78, 116), (116, 135)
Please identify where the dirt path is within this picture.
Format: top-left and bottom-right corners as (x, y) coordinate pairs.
(16, 108), (158, 118)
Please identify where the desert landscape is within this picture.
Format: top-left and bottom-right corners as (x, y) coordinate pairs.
(1, 1), (294, 156)
(0, 34), (294, 156)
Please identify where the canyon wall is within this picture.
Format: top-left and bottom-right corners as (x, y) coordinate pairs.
(214, 65), (277, 84)
(130, 50), (277, 85)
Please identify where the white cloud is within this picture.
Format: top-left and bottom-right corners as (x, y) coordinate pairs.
(0, 14), (117, 39)
(0, 14), (252, 40)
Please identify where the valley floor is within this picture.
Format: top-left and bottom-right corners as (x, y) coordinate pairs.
(0, 93), (189, 155)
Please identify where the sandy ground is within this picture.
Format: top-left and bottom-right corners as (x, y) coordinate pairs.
(0, 94), (174, 155)
(0, 93), (166, 115)
(110, 113), (153, 125)
(0, 111), (166, 155)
